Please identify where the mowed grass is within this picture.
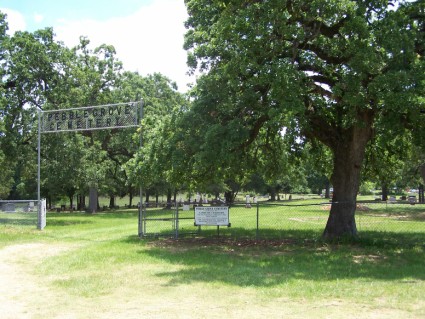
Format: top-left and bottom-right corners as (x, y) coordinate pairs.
(0, 205), (425, 318)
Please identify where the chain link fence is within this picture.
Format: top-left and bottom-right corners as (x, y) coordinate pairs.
(0, 200), (46, 230)
(140, 201), (425, 239)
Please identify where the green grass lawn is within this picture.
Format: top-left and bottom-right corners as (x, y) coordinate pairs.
(0, 206), (424, 318)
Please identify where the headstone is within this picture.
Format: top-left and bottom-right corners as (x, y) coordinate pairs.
(4, 203), (15, 212)
(246, 195), (251, 208)
(408, 196), (417, 204)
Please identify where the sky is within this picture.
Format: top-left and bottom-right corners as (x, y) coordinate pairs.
(0, 0), (192, 92)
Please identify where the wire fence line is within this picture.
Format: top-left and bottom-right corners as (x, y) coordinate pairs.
(140, 201), (425, 239)
(0, 200), (38, 227)
(0, 199), (46, 230)
(1, 199), (422, 238)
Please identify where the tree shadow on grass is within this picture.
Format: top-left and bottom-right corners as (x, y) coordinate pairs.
(95, 211), (138, 219)
(124, 229), (425, 288)
(46, 211), (137, 226)
(0, 217), (36, 225)
(45, 219), (94, 227)
(49, 210), (137, 219)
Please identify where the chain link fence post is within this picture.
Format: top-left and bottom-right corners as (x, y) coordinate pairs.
(256, 201), (259, 240)
(175, 201), (179, 239)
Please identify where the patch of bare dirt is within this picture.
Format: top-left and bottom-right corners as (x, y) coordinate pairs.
(0, 243), (71, 319)
(147, 237), (304, 249)
(352, 254), (388, 264)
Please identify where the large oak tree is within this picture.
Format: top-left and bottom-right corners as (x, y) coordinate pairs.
(183, 0), (424, 238)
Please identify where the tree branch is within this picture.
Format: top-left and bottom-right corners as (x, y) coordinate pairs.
(237, 114), (269, 151)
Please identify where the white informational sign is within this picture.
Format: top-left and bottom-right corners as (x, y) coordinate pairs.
(194, 206), (230, 226)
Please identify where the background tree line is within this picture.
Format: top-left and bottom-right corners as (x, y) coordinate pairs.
(0, 12), (187, 210)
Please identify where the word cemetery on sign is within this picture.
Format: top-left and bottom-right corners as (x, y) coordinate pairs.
(41, 102), (139, 133)
(194, 206), (230, 226)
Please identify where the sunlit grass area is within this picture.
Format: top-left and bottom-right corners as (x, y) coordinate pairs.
(1, 201), (424, 318)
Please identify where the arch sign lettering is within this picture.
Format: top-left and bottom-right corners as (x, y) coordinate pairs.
(40, 102), (139, 133)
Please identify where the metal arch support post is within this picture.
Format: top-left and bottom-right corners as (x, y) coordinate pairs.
(37, 109), (42, 230)
(138, 100), (144, 237)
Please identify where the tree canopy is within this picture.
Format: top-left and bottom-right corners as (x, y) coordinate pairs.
(182, 0), (425, 238)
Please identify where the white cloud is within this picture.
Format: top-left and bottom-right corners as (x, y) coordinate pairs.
(0, 8), (26, 34)
(34, 13), (44, 24)
(54, 0), (192, 92)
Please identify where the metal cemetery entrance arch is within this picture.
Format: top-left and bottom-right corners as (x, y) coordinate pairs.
(37, 101), (143, 232)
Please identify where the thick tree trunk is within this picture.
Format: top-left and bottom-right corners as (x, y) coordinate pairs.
(269, 189), (276, 201)
(88, 187), (97, 214)
(129, 187), (133, 207)
(381, 183), (389, 201)
(78, 195), (86, 211)
(69, 195), (73, 210)
(418, 185), (424, 204)
(418, 165), (425, 204)
(224, 191), (234, 204)
(420, 164), (425, 185)
(323, 121), (373, 239)
(325, 180), (330, 199)
(145, 190), (150, 205)
(109, 195), (115, 208)
(166, 188), (172, 209)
